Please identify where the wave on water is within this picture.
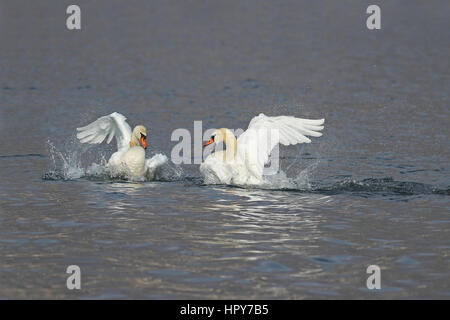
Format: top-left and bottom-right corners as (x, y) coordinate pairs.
(310, 177), (449, 196)
(202, 169), (449, 196)
(42, 140), (449, 196)
(250, 175), (449, 196)
(43, 140), (183, 182)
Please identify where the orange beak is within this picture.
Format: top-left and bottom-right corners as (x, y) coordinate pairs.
(203, 138), (214, 148)
(141, 136), (148, 149)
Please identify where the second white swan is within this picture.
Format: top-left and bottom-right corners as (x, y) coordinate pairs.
(200, 113), (325, 185)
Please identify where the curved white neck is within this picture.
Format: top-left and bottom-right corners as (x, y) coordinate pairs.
(130, 135), (140, 148)
(220, 128), (237, 161)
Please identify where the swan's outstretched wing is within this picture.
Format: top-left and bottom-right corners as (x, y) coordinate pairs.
(236, 113), (324, 178)
(76, 112), (132, 151)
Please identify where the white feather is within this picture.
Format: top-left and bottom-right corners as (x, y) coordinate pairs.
(76, 112), (132, 152)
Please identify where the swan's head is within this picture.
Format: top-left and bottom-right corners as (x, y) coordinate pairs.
(133, 125), (148, 149)
(203, 128), (232, 147)
(203, 128), (221, 147)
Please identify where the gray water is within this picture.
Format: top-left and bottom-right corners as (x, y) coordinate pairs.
(0, 0), (449, 299)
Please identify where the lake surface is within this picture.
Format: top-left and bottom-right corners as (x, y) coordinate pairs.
(0, 0), (449, 299)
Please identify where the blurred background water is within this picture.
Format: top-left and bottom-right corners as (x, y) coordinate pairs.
(0, 0), (449, 299)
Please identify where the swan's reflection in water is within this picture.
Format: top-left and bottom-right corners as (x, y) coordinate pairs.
(88, 181), (335, 251)
(192, 186), (335, 266)
(79, 180), (340, 294)
(209, 185), (332, 226)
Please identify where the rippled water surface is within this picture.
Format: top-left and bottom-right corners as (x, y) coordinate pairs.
(0, 1), (449, 299)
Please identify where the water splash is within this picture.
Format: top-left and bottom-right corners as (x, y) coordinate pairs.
(45, 140), (85, 180)
(202, 158), (320, 190)
(201, 161), (448, 196)
(42, 140), (448, 196)
(43, 140), (182, 182)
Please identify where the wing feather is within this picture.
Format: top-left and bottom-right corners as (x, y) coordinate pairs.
(76, 112), (132, 151)
(236, 113), (325, 178)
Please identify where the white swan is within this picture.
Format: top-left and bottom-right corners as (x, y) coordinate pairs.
(76, 112), (167, 179)
(200, 113), (325, 185)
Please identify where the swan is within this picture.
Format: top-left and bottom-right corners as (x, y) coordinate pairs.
(200, 113), (325, 185)
(76, 112), (167, 179)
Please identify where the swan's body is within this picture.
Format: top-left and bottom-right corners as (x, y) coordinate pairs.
(110, 146), (146, 177)
(76, 112), (167, 179)
(200, 113), (325, 185)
